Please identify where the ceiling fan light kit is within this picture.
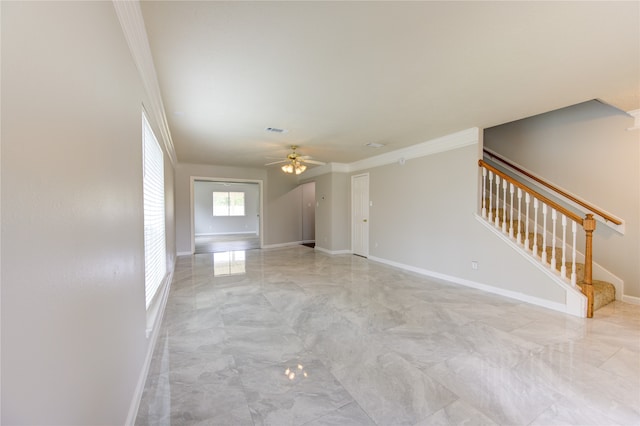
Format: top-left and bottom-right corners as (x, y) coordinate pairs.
(266, 145), (324, 175)
(281, 162), (307, 175)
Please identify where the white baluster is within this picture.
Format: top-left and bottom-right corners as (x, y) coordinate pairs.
(524, 193), (530, 250)
(561, 215), (567, 279)
(550, 209), (557, 270)
(509, 183), (515, 238)
(481, 167), (487, 218)
(502, 179), (507, 233)
(488, 171), (493, 223)
(532, 198), (539, 256)
(494, 176), (501, 227)
(571, 221), (577, 286)
(541, 204), (548, 265)
(517, 188), (522, 244)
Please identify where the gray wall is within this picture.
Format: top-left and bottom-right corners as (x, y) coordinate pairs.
(263, 168), (303, 246)
(1, 2), (176, 424)
(194, 181), (260, 235)
(355, 143), (566, 303)
(312, 172), (351, 252)
(176, 164), (320, 253)
(484, 101), (640, 299)
(302, 182), (316, 241)
(174, 163), (267, 253)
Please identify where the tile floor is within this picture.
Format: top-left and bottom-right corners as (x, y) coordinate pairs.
(136, 246), (640, 425)
(194, 234), (260, 254)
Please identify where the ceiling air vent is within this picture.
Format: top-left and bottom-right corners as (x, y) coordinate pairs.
(265, 127), (287, 133)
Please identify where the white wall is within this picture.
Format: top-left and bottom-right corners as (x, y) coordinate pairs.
(484, 100), (640, 299)
(194, 181), (260, 235)
(1, 2), (175, 424)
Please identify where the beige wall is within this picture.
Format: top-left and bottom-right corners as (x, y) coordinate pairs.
(1, 2), (175, 424)
(485, 101), (640, 299)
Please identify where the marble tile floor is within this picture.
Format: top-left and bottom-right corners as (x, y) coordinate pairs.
(136, 246), (640, 426)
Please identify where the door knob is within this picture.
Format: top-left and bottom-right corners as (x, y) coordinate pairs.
(363, 219), (367, 222)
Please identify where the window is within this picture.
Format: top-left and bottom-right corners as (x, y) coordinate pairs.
(213, 191), (245, 216)
(143, 113), (166, 309)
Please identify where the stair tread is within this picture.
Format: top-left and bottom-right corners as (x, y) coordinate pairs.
(578, 280), (616, 311)
(486, 214), (616, 313)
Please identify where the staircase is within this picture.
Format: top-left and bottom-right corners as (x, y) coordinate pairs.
(490, 208), (616, 312)
(479, 151), (622, 317)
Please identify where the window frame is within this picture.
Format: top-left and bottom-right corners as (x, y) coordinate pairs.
(142, 112), (167, 310)
(212, 191), (245, 217)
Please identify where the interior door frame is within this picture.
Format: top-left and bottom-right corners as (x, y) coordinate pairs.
(189, 176), (264, 254)
(351, 173), (370, 257)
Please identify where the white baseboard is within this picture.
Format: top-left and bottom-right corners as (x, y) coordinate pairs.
(368, 255), (580, 317)
(622, 294), (640, 305)
(314, 246), (352, 255)
(126, 262), (175, 425)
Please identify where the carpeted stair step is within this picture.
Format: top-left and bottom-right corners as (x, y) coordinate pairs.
(488, 216), (616, 312)
(578, 280), (616, 311)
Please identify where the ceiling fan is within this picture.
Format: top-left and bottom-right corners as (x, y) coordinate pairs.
(265, 145), (325, 175)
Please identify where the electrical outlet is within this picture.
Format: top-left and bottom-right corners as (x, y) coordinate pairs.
(471, 261), (478, 270)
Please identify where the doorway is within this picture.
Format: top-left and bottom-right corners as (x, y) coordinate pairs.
(301, 182), (316, 247)
(351, 173), (369, 257)
(190, 178), (263, 254)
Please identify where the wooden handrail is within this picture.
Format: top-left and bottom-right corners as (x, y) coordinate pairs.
(479, 160), (584, 225)
(479, 159), (596, 318)
(483, 149), (622, 225)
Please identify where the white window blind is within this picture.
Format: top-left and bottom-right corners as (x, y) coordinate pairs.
(143, 113), (166, 309)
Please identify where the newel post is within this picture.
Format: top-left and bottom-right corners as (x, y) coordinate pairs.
(583, 214), (596, 318)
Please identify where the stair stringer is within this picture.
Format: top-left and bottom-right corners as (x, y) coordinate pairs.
(534, 223), (625, 301)
(475, 214), (587, 317)
(495, 203), (625, 301)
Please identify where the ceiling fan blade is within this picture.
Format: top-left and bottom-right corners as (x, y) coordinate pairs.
(303, 159), (326, 166)
(264, 160), (288, 166)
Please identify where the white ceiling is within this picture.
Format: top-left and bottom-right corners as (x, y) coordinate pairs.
(140, 1), (639, 168)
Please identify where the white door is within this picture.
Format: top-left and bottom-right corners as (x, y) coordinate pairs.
(352, 173), (369, 257)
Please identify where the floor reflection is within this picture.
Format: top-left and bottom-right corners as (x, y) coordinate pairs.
(195, 234), (260, 254)
(213, 250), (246, 276)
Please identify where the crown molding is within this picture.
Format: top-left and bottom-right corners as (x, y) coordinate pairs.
(348, 127), (480, 173)
(298, 127), (479, 180)
(112, 1), (177, 166)
(627, 109), (640, 131)
(298, 162), (350, 180)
